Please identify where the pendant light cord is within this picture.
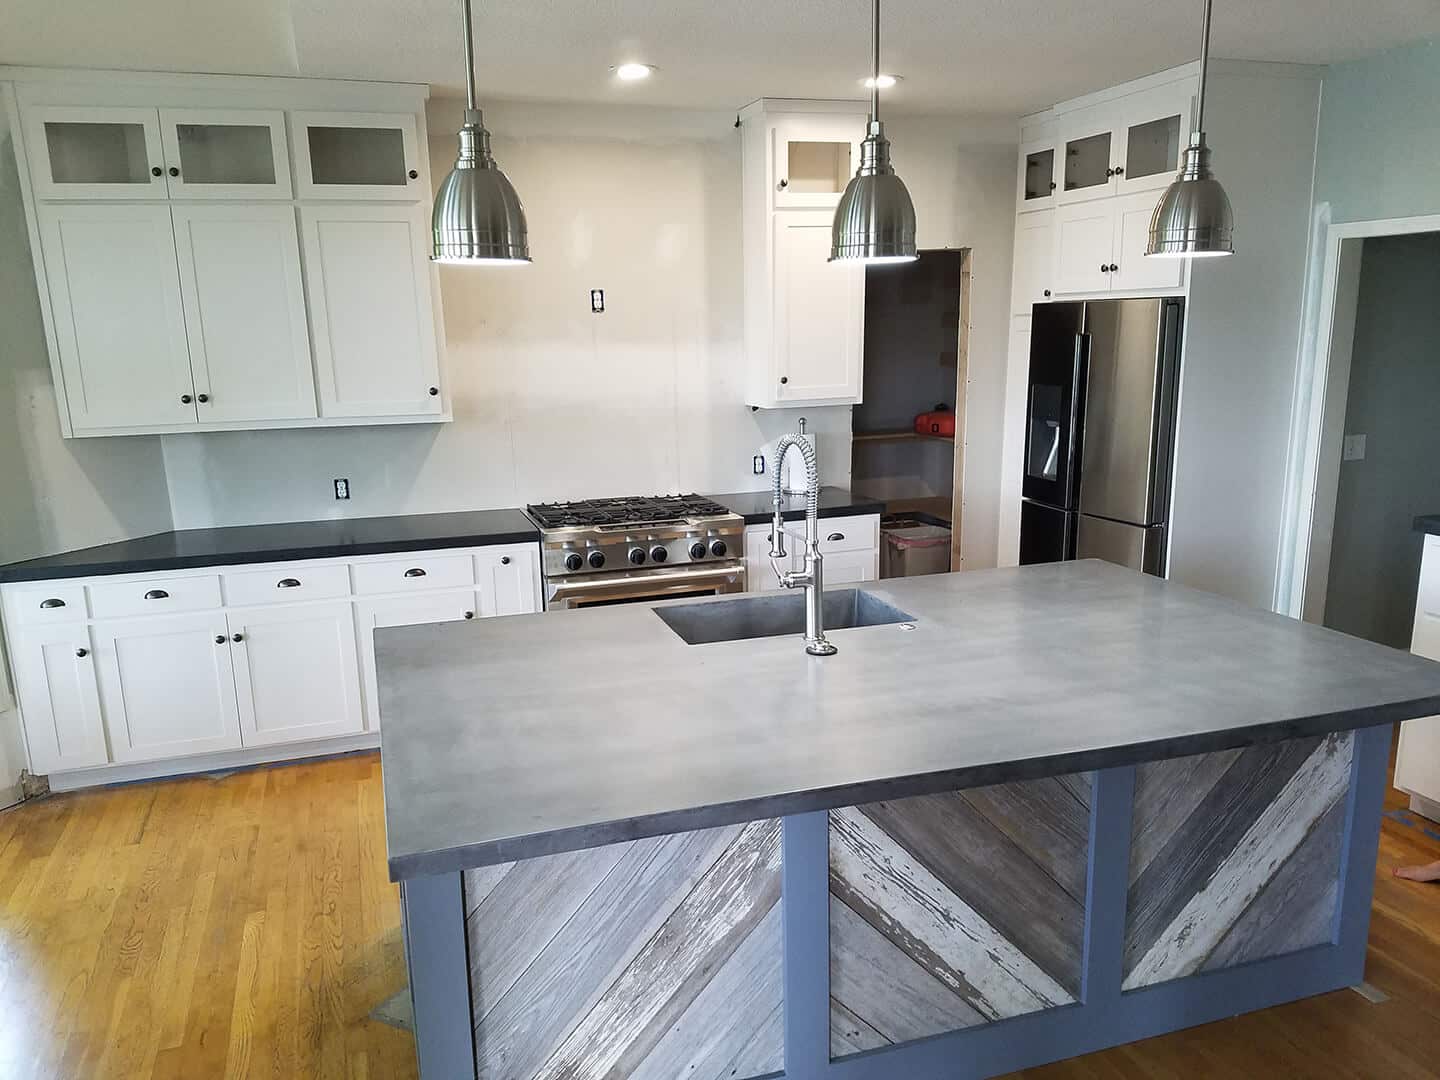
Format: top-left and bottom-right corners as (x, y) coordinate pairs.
(871, 0), (881, 122)
(462, 0), (478, 113)
(1195, 0), (1212, 134)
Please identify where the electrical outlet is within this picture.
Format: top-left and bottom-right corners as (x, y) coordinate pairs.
(590, 289), (605, 314)
(334, 478), (350, 500)
(752, 454), (765, 476)
(1342, 434), (1367, 462)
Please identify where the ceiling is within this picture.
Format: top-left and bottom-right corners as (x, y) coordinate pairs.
(3, 0), (1439, 116)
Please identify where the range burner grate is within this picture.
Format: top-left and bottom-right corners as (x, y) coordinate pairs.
(526, 494), (733, 530)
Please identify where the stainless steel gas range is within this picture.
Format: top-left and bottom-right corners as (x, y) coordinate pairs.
(525, 495), (747, 610)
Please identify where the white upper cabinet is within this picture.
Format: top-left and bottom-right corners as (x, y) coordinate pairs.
(1057, 106), (1118, 205)
(1053, 201), (1116, 295)
(23, 105), (169, 200)
(740, 100), (867, 409)
(1115, 85), (1192, 197)
(171, 204), (318, 422)
(1017, 139), (1058, 212)
(1110, 192), (1185, 293)
(158, 108), (291, 199)
(1012, 210), (1056, 315)
(290, 111), (424, 201)
(299, 204), (442, 418)
(37, 203), (198, 432)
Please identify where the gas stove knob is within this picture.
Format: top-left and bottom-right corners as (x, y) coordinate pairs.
(709, 539), (728, 558)
(650, 545), (668, 563)
(587, 549), (606, 569)
(689, 541), (707, 560)
(564, 551), (584, 572)
(628, 547), (647, 566)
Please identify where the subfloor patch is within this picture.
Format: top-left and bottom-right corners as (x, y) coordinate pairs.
(371, 987), (414, 1032)
(1349, 982), (1389, 1004)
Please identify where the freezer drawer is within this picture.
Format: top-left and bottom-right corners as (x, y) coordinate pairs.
(1076, 514), (1167, 576)
(1019, 500), (1076, 565)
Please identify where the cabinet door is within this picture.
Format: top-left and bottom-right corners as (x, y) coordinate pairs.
(1057, 107), (1118, 205)
(171, 204), (318, 422)
(1110, 192), (1185, 293)
(1017, 140), (1058, 211)
(772, 212), (864, 405)
(229, 602), (362, 747)
(299, 204), (442, 418)
(771, 116), (863, 210)
(822, 549), (878, 585)
(93, 612), (242, 763)
(1116, 85), (1192, 197)
(37, 203), (198, 432)
(1011, 210), (1056, 315)
(22, 105), (168, 200)
(476, 546), (542, 617)
(355, 590), (477, 730)
(159, 108), (292, 199)
(11, 626), (107, 773)
(1053, 201), (1116, 296)
(291, 111), (424, 201)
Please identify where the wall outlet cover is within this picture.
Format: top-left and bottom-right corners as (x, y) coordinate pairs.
(334, 478), (351, 500)
(590, 289), (605, 314)
(1342, 434), (1367, 462)
(753, 454), (765, 476)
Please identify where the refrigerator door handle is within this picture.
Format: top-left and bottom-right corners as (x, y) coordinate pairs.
(1064, 332), (1091, 506)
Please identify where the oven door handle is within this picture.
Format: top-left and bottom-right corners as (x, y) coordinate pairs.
(547, 564), (745, 606)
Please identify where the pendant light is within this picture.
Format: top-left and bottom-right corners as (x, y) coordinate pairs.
(829, 0), (917, 264)
(1146, 0), (1233, 258)
(432, 0), (531, 265)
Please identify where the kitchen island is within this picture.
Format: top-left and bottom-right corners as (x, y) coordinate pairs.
(376, 560), (1440, 1080)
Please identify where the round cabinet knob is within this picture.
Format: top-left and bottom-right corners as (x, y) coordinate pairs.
(1100, 263), (1108, 273)
(628, 547), (647, 566)
(779, 376), (788, 385)
(428, 386), (439, 396)
(408, 169), (419, 180)
(777, 178), (789, 189)
(564, 552), (584, 572)
(1109, 263), (1119, 273)
(196, 393), (209, 404)
(181, 394), (193, 404)
(709, 539), (728, 558)
(587, 550), (606, 569)
(215, 635), (226, 645)
(1049, 180), (1056, 191)
(689, 541), (707, 560)
(464, 610), (475, 619)
(151, 166), (163, 177)
(168, 166), (180, 177)
(500, 555), (511, 565)
(232, 633), (244, 643)
(1105, 167), (1115, 177)
(650, 545), (668, 563)
(1114, 165), (1124, 176)
(75, 647), (89, 658)
(1043, 289), (1052, 298)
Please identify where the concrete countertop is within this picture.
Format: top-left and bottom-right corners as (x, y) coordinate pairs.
(0, 509), (539, 583)
(708, 487), (885, 525)
(376, 560), (1440, 880)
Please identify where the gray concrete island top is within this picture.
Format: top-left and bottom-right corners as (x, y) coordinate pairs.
(376, 561), (1440, 880)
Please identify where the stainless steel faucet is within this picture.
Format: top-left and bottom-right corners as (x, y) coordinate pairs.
(769, 429), (836, 656)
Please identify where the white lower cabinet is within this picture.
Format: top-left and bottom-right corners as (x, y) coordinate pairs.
(477, 545), (541, 617)
(229, 601), (362, 747)
(355, 589), (477, 730)
(92, 611), (242, 763)
(11, 624), (107, 773)
(821, 550), (879, 585)
(745, 516), (881, 592)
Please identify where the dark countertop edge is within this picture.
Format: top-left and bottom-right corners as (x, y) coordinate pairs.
(708, 488), (887, 526)
(1414, 514), (1440, 536)
(386, 697), (1425, 881)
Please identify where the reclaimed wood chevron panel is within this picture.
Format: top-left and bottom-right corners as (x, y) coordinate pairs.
(829, 773), (1092, 1058)
(462, 819), (782, 1080)
(1123, 732), (1352, 989)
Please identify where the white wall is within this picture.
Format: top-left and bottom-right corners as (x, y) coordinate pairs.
(162, 103), (1018, 537)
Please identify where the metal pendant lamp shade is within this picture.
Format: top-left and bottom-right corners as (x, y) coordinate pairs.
(432, 0), (530, 265)
(1146, 0), (1233, 258)
(830, 0), (917, 263)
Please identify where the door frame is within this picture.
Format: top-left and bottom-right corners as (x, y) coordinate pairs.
(1275, 212), (1440, 622)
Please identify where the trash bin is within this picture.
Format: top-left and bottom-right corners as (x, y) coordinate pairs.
(881, 521), (952, 578)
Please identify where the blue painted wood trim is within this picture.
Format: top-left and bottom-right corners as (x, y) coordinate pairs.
(783, 811), (831, 1080)
(402, 872), (477, 1079)
(1080, 765), (1135, 1003)
(1331, 722), (1392, 974)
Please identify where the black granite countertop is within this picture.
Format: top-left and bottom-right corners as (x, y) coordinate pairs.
(1414, 515), (1440, 536)
(0, 510), (539, 584)
(708, 487), (885, 525)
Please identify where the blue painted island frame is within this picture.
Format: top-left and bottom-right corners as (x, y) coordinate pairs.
(398, 722), (1391, 1080)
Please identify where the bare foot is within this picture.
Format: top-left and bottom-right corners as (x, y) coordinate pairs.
(1394, 860), (1440, 882)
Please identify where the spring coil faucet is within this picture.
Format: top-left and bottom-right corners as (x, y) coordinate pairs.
(769, 429), (837, 656)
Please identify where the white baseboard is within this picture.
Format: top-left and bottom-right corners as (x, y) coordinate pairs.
(1410, 793), (1440, 825)
(47, 732), (381, 792)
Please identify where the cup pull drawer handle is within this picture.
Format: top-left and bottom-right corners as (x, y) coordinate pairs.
(39, 598), (66, 609)
(827, 532), (845, 542)
(277, 578), (301, 588)
(144, 589), (170, 600)
(404, 568), (427, 578)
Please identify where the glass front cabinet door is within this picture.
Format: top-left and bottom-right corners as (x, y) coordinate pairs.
(23, 106), (169, 200)
(1018, 141), (1057, 210)
(1115, 86), (1192, 196)
(159, 109), (292, 199)
(290, 112), (424, 201)
(770, 116), (863, 210)
(1058, 112), (1116, 204)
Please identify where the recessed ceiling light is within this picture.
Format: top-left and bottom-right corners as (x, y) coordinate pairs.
(862, 74), (901, 89)
(614, 63), (656, 82)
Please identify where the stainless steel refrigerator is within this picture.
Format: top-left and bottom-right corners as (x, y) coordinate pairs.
(1019, 298), (1182, 576)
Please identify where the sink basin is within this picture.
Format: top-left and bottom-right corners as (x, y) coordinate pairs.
(655, 588), (915, 646)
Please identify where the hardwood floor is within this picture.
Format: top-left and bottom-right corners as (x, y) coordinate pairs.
(0, 742), (1436, 1079)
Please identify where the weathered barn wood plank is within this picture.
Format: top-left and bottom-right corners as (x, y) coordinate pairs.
(533, 818), (782, 1080)
(1128, 748), (1241, 886)
(1202, 795), (1345, 971)
(1055, 770), (1093, 809)
(831, 1000), (889, 1058)
(958, 776), (1092, 903)
(628, 900), (783, 1080)
(830, 806), (1074, 1021)
(472, 825), (740, 1079)
(830, 895), (984, 1051)
(1123, 733), (1352, 988)
(858, 794), (1084, 993)
(462, 861), (516, 918)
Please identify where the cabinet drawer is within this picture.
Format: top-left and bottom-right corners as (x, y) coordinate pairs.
(785, 514), (880, 554)
(7, 583), (88, 624)
(89, 575), (222, 618)
(223, 563), (351, 607)
(351, 553), (475, 595)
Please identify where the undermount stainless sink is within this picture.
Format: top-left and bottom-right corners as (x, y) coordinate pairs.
(655, 588), (915, 646)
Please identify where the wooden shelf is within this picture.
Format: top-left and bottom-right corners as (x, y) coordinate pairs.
(852, 430), (955, 444)
(885, 496), (953, 523)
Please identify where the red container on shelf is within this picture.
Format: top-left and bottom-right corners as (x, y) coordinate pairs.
(913, 404), (955, 438)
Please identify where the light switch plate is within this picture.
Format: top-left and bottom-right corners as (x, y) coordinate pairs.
(1342, 434), (1367, 462)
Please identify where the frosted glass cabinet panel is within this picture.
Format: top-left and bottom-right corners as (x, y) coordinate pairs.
(1116, 86), (1192, 196)
(159, 109), (292, 198)
(291, 111), (424, 200)
(24, 106), (168, 199)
